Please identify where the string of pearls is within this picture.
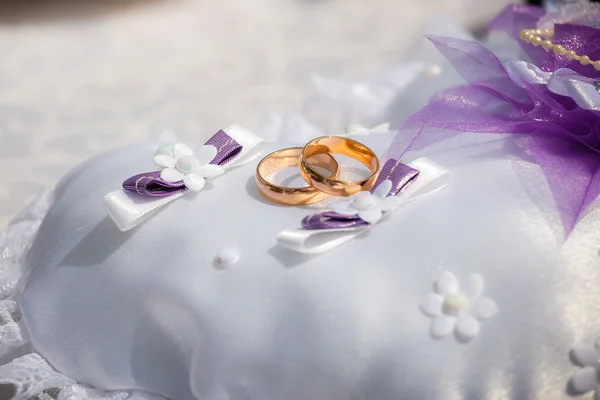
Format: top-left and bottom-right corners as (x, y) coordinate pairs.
(519, 28), (600, 71)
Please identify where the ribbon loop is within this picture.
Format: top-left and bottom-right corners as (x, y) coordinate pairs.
(277, 158), (451, 254)
(122, 172), (187, 197)
(103, 125), (264, 231)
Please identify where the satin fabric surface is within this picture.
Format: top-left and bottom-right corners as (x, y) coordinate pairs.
(18, 128), (600, 399)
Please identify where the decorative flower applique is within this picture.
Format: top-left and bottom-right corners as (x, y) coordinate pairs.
(104, 127), (264, 231)
(153, 143), (225, 191)
(278, 158), (451, 254)
(327, 180), (402, 224)
(420, 271), (498, 341)
(346, 122), (391, 137)
(569, 338), (600, 398)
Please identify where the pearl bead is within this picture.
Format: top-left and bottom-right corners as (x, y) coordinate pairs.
(564, 50), (577, 60)
(519, 31), (531, 42)
(519, 26), (600, 70)
(552, 44), (564, 54)
(542, 40), (553, 50)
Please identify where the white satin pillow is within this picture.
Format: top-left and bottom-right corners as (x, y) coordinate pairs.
(19, 131), (600, 400)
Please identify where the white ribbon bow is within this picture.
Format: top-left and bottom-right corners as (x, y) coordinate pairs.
(103, 125), (264, 231)
(277, 158), (451, 254)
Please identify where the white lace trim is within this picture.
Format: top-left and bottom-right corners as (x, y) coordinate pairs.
(0, 300), (27, 363)
(0, 190), (165, 400)
(0, 353), (161, 400)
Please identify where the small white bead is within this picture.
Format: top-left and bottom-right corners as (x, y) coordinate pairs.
(424, 65), (442, 77)
(213, 247), (240, 269)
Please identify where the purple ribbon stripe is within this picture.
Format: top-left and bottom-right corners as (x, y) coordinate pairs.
(372, 159), (419, 196)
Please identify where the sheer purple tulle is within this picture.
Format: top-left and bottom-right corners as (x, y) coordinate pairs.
(488, 4), (547, 67)
(389, 5), (600, 234)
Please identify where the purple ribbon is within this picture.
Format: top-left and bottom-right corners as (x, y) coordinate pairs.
(373, 159), (420, 196)
(301, 159), (419, 230)
(301, 212), (367, 230)
(204, 129), (243, 165)
(123, 130), (241, 197)
(122, 171), (188, 197)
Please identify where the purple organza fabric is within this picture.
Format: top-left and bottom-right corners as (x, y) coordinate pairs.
(488, 4), (547, 68)
(543, 24), (600, 78)
(388, 4), (600, 234)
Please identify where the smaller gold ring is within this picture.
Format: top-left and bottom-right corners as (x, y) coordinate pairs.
(255, 147), (339, 205)
(299, 136), (380, 197)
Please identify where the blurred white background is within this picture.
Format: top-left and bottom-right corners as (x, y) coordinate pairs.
(0, 0), (515, 226)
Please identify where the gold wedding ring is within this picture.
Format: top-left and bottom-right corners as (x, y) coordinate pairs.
(255, 147), (339, 205)
(299, 136), (379, 196)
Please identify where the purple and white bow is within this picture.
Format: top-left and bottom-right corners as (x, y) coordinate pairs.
(277, 158), (451, 254)
(103, 125), (264, 231)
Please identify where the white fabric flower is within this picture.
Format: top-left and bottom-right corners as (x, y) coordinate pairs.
(569, 338), (600, 398)
(420, 271), (498, 341)
(346, 122), (390, 137)
(153, 143), (224, 191)
(328, 180), (402, 224)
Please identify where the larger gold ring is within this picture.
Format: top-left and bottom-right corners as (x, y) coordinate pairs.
(255, 147), (339, 205)
(299, 136), (380, 196)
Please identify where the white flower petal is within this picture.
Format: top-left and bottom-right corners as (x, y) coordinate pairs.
(155, 144), (174, 156)
(470, 297), (498, 320)
(431, 315), (456, 338)
(183, 173), (206, 191)
(373, 180), (392, 199)
(466, 274), (485, 299)
(329, 201), (356, 214)
(197, 164), (225, 178)
(348, 191), (371, 202)
(571, 346), (600, 367)
(435, 271), (459, 296)
(153, 155), (176, 168)
(160, 168), (184, 182)
(196, 145), (218, 165)
(570, 367), (597, 394)
(371, 122), (390, 133)
(380, 195), (402, 212)
(358, 208), (383, 224)
(455, 314), (480, 341)
(420, 293), (444, 317)
(173, 143), (194, 158)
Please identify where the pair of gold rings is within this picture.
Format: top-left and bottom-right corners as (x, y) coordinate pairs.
(255, 136), (380, 205)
